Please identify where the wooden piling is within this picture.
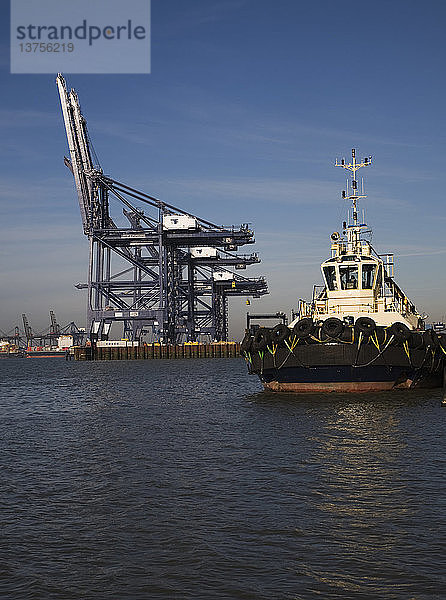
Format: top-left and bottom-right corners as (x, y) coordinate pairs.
(73, 342), (241, 360)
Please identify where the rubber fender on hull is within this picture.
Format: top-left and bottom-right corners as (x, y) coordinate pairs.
(292, 318), (314, 339)
(438, 333), (446, 351)
(408, 332), (424, 349)
(321, 317), (344, 338)
(355, 316), (376, 335)
(252, 327), (271, 351)
(271, 323), (290, 344)
(389, 321), (411, 343)
(240, 332), (253, 353)
(423, 328), (439, 347)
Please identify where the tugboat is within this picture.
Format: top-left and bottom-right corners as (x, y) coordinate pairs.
(241, 150), (446, 392)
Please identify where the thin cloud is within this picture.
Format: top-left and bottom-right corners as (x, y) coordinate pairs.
(398, 248), (446, 257)
(0, 108), (57, 128)
(157, 0), (250, 36)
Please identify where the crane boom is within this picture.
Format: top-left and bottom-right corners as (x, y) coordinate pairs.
(56, 73), (93, 233)
(49, 310), (60, 336)
(22, 314), (33, 345)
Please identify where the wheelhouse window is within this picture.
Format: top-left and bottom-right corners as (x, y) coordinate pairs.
(339, 265), (358, 290)
(323, 265), (338, 290)
(362, 264), (376, 289)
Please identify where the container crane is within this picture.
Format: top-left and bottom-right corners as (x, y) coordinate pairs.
(57, 74), (268, 343)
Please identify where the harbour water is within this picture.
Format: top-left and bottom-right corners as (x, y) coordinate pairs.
(1, 358), (445, 599)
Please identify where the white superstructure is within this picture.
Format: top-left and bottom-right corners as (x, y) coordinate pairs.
(291, 150), (423, 330)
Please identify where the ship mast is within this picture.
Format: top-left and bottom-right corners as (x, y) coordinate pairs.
(335, 149), (372, 252)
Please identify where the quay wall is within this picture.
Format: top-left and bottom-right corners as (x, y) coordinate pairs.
(74, 342), (241, 361)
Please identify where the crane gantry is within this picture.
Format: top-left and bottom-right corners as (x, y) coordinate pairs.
(56, 74), (268, 343)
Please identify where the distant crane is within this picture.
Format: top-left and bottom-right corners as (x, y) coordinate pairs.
(49, 310), (60, 336)
(22, 314), (33, 347)
(1, 313), (86, 349)
(45, 309), (62, 346)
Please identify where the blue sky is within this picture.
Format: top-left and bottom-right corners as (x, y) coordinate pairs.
(1, 0), (446, 336)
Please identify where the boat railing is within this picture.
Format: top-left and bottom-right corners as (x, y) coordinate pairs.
(383, 279), (417, 315)
(298, 299), (313, 318)
(300, 294), (416, 321)
(324, 303), (376, 315)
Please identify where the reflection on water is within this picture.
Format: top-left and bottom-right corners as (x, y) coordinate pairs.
(1, 359), (445, 599)
(308, 402), (413, 596)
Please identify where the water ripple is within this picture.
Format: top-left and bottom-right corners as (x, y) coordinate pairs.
(1, 358), (445, 599)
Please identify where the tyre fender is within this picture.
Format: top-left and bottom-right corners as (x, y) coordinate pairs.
(252, 327), (271, 351)
(321, 317), (344, 338)
(271, 323), (290, 345)
(355, 317), (376, 336)
(389, 321), (411, 343)
(422, 328), (439, 347)
(292, 318), (314, 339)
(240, 333), (253, 353)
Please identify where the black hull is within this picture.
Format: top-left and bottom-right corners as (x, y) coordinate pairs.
(245, 343), (444, 392)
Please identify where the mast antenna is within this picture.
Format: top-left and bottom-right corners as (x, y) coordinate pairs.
(335, 149), (372, 227)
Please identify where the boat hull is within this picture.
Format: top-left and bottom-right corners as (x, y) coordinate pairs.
(246, 342), (444, 393)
